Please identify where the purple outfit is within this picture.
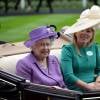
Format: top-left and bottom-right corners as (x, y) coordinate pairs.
(16, 53), (65, 88)
(24, 26), (57, 48)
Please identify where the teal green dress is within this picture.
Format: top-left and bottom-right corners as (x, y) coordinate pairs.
(61, 43), (100, 92)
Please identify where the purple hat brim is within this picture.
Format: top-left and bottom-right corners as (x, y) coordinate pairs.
(24, 39), (33, 48)
(24, 32), (57, 48)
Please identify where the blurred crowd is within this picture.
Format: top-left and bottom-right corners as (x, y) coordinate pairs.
(0, 0), (99, 14)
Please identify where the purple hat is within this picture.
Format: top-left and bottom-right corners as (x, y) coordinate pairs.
(24, 26), (57, 48)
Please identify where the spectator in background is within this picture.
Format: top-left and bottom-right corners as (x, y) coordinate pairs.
(61, 5), (100, 92)
(15, 0), (32, 11)
(59, 26), (73, 42)
(35, 0), (54, 13)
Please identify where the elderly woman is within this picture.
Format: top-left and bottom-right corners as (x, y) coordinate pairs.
(61, 5), (100, 92)
(16, 25), (65, 88)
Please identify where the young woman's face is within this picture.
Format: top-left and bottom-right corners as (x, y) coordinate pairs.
(75, 28), (94, 47)
(31, 38), (52, 60)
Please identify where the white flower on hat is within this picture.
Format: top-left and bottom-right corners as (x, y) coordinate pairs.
(80, 9), (90, 19)
(79, 5), (100, 20)
(78, 5), (100, 30)
(91, 5), (100, 13)
(90, 5), (100, 19)
(64, 5), (100, 35)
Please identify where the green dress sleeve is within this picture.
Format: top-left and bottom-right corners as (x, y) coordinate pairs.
(61, 45), (79, 85)
(95, 44), (100, 76)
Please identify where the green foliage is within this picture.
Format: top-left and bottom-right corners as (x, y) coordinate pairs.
(0, 14), (100, 43)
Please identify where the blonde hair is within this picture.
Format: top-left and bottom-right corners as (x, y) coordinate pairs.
(73, 28), (95, 55)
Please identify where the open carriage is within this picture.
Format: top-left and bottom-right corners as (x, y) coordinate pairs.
(0, 38), (100, 100)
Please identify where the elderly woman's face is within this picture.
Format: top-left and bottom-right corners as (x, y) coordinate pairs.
(31, 38), (52, 60)
(75, 28), (94, 46)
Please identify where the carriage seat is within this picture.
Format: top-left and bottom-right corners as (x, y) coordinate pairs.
(0, 44), (61, 75)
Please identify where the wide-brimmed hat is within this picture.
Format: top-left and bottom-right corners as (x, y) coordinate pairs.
(64, 5), (100, 35)
(24, 26), (57, 48)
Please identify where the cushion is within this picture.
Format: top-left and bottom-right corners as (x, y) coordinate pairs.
(0, 49), (61, 75)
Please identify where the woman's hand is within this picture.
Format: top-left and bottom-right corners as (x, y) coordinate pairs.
(87, 82), (96, 91)
(95, 76), (100, 83)
(94, 76), (100, 90)
(88, 78), (100, 91)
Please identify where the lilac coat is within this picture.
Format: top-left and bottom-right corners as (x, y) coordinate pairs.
(16, 53), (65, 88)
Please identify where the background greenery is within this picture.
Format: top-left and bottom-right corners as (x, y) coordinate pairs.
(0, 14), (78, 42)
(0, 0), (100, 43)
(0, 14), (100, 43)
(0, 0), (99, 11)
